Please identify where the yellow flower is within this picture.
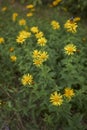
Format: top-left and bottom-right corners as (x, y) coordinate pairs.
(33, 59), (43, 67)
(74, 17), (81, 22)
(37, 37), (47, 46)
(19, 30), (31, 39)
(64, 19), (78, 33)
(1, 7), (7, 12)
(26, 13), (33, 17)
(39, 51), (49, 61)
(9, 47), (14, 52)
(10, 55), (17, 62)
(16, 30), (31, 44)
(32, 50), (49, 67)
(26, 4), (34, 9)
(52, 0), (62, 6)
(51, 20), (60, 30)
(52, 1), (58, 6)
(50, 91), (63, 106)
(30, 26), (39, 33)
(35, 32), (44, 39)
(12, 13), (18, 22)
(16, 35), (25, 44)
(19, 19), (26, 26)
(0, 37), (4, 44)
(21, 74), (33, 86)
(32, 50), (41, 59)
(64, 43), (77, 55)
(64, 88), (75, 99)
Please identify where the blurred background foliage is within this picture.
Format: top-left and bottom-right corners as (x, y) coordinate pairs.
(7, 0), (87, 17)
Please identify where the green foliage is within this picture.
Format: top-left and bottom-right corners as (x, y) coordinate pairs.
(62, 0), (87, 17)
(22, 0), (87, 17)
(13, 0), (43, 5)
(28, 0), (52, 5)
(0, 2), (87, 130)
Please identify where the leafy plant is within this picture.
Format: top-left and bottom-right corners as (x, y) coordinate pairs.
(0, 1), (87, 130)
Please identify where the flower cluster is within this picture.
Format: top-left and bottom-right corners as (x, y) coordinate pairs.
(51, 20), (60, 30)
(32, 50), (49, 67)
(16, 30), (31, 44)
(64, 19), (78, 33)
(50, 88), (75, 106)
(30, 26), (47, 46)
(0, 2), (86, 129)
(26, 4), (35, 17)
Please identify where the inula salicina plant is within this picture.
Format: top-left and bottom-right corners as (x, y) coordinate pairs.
(0, 1), (87, 130)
